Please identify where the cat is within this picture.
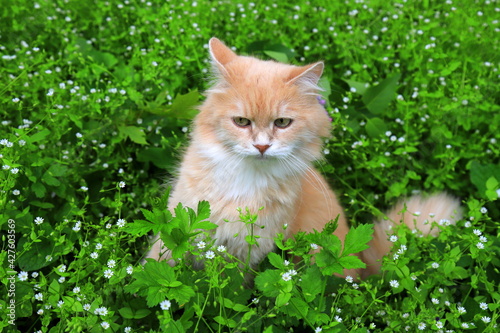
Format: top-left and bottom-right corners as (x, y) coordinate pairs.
(145, 37), (462, 278)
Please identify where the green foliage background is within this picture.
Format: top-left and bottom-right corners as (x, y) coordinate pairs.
(0, 0), (499, 332)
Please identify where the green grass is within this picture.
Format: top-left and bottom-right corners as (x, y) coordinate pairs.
(1, 0), (499, 332)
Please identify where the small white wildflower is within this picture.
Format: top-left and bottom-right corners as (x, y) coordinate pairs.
(216, 245), (226, 252)
(126, 265), (133, 274)
(83, 304), (91, 311)
(282, 272), (292, 281)
(461, 322), (469, 328)
(58, 277), (66, 283)
(436, 321), (444, 329)
(124, 327), (132, 333)
(118, 181), (126, 188)
(479, 236), (488, 243)
(10, 168), (19, 174)
(34, 292), (43, 301)
(101, 321), (110, 330)
(73, 287), (81, 293)
(283, 260), (290, 266)
(314, 327), (322, 333)
(310, 243), (319, 250)
(73, 221), (81, 231)
(90, 252), (98, 259)
(473, 229), (482, 236)
(389, 235), (398, 242)
(480, 207), (488, 214)
(18, 271), (28, 281)
(432, 298), (440, 304)
(37, 309), (43, 315)
(95, 306), (108, 316)
(345, 275), (354, 283)
(197, 241), (206, 249)
(476, 242), (485, 249)
(417, 322), (426, 330)
(481, 316), (491, 323)
(160, 300), (171, 310)
(95, 243), (103, 250)
(457, 306), (467, 314)
(464, 221), (472, 228)
(57, 300), (64, 308)
(116, 218), (126, 227)
(480, 302), (488, 310)
(80, 186), (88, 191)
(103, 269), (114, 278)
(107, 260), (116, 268)
(389, 280), (399, 288)
(59, 265), (67, 273)
(205, 251), (215, 259)
(431, 262), (440, 269)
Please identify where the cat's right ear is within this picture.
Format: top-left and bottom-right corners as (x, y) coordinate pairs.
(209, 37), (237, 76)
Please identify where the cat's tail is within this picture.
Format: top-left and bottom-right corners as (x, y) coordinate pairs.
(360, 193), (462, 278)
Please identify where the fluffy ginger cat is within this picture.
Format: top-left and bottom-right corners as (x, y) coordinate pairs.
(145, 37), (461, 278)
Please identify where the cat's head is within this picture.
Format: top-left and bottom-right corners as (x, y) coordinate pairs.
(194, 38), (331, 172)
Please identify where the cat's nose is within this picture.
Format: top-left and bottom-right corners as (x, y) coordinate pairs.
(254, 144), (271, 155)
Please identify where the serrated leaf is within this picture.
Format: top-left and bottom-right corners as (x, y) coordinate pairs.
(339, 255), (366, 269)
(119, 126), (148, 145)
(362, 73), (401, 114)
(299, 266), (322, 302)
(267, 252), (285, 269)
(342, 224), (374, 256)
(255, 270), (281, 297)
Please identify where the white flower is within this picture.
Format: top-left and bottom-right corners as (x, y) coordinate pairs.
(58, 277), (66, 283)
(432, 298), (440, 304)
(389, 280), (399, 288)
(118, 181), (126, 188)
(59, 265), (67, 273)
(345, 275), (354, 283)
(34, 292), (43, 301)
(107, 260), (116, 268)
(90, 252), (98, 259)
(473, 229), (482, 236)
(205, 251), (215, 259)
(116, 218), (126, 227)
(282, 272), (292, 281)
(457, 306), (467, 314)
(480, 302), (488, 310)
(196, 241), (206, 250)
(461, 322), (469, 328)
(101, 322), (110, 330)
(34, 217), (44, 225)
(95, 306), (108, 316)
(124, 327), (132, 333)
(73, 221), (81, 231)
(37, 309), (43, 315)
(464, 221), (472, 228)
(18, 271), (28, 281)
(126, 265), (133, 274)
(73, 287), (80, 293)
(103, 269), (114, 278)
(10, 168), (19, 174)
(436, 321), (444, 329)
(95, 243), (103, 250)
(283, 260), (290, 266)
(477, 242), (485, 249)
(389, 235), (398, 242)
(314, 327), (322, 333)
(480, 207), (488, 214)
(482, 316), (491, 323)
(417, 322), (426, 330)
(310, 243), (319, 250)
(160, 300), (171, 310)
(83, 304), (91, 311)
(57, 300), (64, 308)
(431, 262), (440, 269)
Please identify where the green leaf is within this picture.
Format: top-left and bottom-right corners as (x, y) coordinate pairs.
(255, 270), (281, 297)
(299, 266), (322, 302)
(119, 126), (148, 145)
(29, 129), (51, 143)
(339, 255), (366, 269)
(264, 50), (288, 63)
(315, 250), (343, 275)
(342, 224), (374, 256)
(469, 161), (500, 199)
(362, 73), (401, 114)
(137, 147), (174, 170)
(365, 117), (388, 138)
(344, 79), (368, 95)
(169, 90), (200, 119)
(276, 291), (291, 307)
(267, 252), (285, 269)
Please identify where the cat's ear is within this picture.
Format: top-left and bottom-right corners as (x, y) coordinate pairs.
(209, 37), (237, 75)
(286, 62), (324, 91)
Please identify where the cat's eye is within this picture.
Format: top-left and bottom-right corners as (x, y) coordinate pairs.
(233, 117), (251, 128)
(274, 118), (293, 129)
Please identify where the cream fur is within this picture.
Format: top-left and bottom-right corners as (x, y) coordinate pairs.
(145, 38), (462, 278)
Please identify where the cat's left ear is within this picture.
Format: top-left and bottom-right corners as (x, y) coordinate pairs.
(286, 62), (324, 89)
(209, 37), (237, 75)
